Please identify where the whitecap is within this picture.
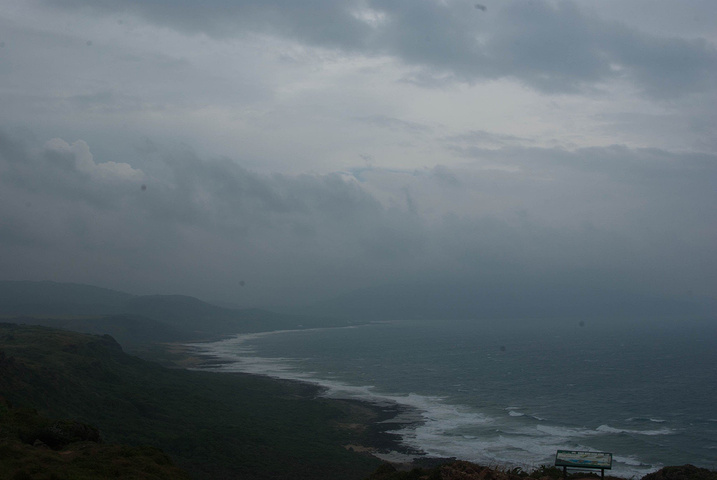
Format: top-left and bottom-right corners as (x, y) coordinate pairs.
(185, 328), (660, 478)
(536, 424), (597, 438)
(614, 454), (661, 471)
(596, 425), (676, 436)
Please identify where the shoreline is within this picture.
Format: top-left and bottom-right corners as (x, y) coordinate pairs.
(154, 339), (707, 479)
(155, 340), (444, 467)
(146, 338), (676, 478)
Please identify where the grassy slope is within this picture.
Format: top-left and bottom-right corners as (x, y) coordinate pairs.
(0, 398), (192, 480)
(0, 323), (382, 480)
(6, 314), (195, 351)
(365, 462), (717, 480)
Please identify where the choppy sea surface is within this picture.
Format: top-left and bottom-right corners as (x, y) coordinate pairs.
(189, 317), (717, 477)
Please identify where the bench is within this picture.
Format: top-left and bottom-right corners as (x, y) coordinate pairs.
(555, 450), (613, 480)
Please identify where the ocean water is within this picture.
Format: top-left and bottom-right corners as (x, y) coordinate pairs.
(189, 317), (717, 477)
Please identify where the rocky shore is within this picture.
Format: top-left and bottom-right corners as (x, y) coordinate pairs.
(159, 341), (434, 464)
(160, 342), (717, 480)
(366, 462), (717, 480)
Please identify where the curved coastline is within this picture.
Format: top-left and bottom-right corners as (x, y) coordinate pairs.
(168, 339), (434, 465)
(170, 327), (693, 479)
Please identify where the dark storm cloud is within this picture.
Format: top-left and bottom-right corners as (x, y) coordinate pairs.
(2, 128), (714, 305)
(40, 0), (717, 98)
(0, 130), (416, 303)
(0, 131), (386, 243)
(41, 0), (372, 48)
(606, 30), (717, 98)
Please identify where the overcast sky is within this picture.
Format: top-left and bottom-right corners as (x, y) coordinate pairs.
(1, 0), (715, 307)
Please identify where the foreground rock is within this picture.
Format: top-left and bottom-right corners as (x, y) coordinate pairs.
(0, 396), (192, 480)
(0, 323), (384, 479)
(642, 465), (717, 480)
(366, 461), (717, 480)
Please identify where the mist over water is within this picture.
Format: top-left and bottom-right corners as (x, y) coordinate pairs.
(191, 317), (717, 477)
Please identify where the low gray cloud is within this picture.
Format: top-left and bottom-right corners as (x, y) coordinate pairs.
(429, 165), (461, 187)
(41, 0), (371, 48)
(2, 129), (714, 306)
(444, 130), (534, 148)
(0, 130), (411, 303)
(355, 115), (433, 134)
(40, 0), (717, 98)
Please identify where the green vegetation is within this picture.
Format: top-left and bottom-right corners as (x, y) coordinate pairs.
(4, 314), (194, 353)
(0, 323), (383, 479)
(0, 397), (191, 480)
(364, 462), (717, 480)
(641, 465), (717, 480)
(3, 283), (714, 480)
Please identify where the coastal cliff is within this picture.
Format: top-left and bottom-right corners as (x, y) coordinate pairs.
(0, 323), (383, 479)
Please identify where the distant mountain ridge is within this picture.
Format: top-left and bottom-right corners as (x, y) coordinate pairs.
(0, 280), (132, 316)
(0, 281), (351, 349)
(3, 279), (708, 350)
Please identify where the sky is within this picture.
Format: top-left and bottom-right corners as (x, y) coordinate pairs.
(0, 0), (715, 308)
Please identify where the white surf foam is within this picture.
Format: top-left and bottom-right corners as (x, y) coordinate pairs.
(505, 407), (546, 421)
(536, 424), (598, 438)
(186, 331), (660, 478)
(614, 454), (660, 468)
(626, 417), (667, 424)
(596, 424), (676, 436)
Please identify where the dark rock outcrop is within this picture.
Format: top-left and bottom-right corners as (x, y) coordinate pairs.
(642, 465), (717, 480)
(31, 419), (102, 449)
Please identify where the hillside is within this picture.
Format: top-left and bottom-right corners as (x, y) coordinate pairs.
(0, 281), (354, 350)
(0, 281), (132, 316)
(0, 323), (386, 479)
(0, 396), (192, 480)
(2, 320), (715, 480)
(365, 461), (717, 480)
(122, 294), (354, 335)
(7, 314), (194, 351)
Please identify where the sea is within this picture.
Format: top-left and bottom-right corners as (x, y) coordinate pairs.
(188, 316), (717, 477)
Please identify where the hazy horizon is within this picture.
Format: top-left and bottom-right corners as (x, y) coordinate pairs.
(1, 1), (715, 308)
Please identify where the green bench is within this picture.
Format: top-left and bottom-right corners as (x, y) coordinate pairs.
(555, 450), (613, 480)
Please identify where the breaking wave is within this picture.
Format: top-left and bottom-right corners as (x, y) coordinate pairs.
(186, 329), (665, 478)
